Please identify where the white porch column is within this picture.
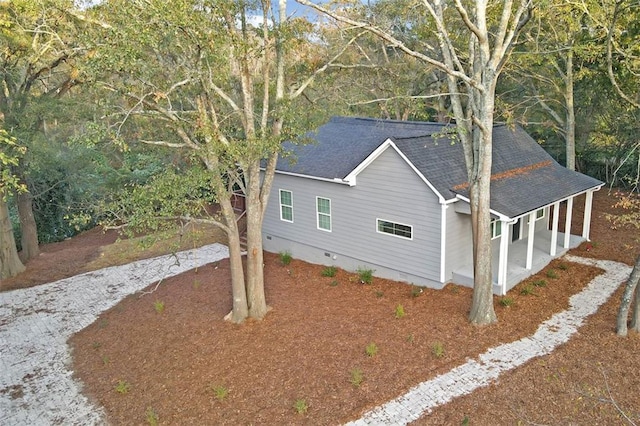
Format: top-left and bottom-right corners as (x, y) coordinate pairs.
(564, 197), (574, 248)
(526, 211), (536, 270)
(582, 190), (594, 240)
(550, 201), (560, 256)
(498, 220), (510, 295)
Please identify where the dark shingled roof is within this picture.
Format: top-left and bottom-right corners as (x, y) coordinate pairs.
(277, 116), (602, 219)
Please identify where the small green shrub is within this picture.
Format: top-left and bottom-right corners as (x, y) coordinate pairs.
(395, 304), (405, 319)
(293, 398), (308, 415)
(410, 285), (423, 298)
(406, 334), (414, 343)
(145, 407), (159, 426)
(350, 368), (364, 388)
(533, 279), (547, 287)
(115, 380), (130, 394)
(329, 279), (339, 287)
(557, 263), (568, 271)
(357, 267), (374, 284)
(210, 384), (229, 401)
(279, 251), (292, 266)
(375, 290), (384, 298)
(499, 297), (514, 307)
(546, 269), (558, 279)
(321, 266), (337, 277)
(101, 355), (110, 365)
(153, 300), (165, 314)
(365, 342), (378, 357)
(520, 284), (536, 296)
(432, 342), (445, 358)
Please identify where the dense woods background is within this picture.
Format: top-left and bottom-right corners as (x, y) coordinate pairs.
(1, 0), (638, 277)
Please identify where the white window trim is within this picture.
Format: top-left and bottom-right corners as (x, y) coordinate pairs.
(491, 219), (502, 240)
(376, 218), (413, 240)
(316, 196), (332, 232)
(279, 189), (293, 223)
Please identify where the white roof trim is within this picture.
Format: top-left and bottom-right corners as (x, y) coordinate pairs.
(454, 194), (512, 221)
(343, 138), (447, 203)
(273, 170), (353, 186)
(455, 183), (604, 222)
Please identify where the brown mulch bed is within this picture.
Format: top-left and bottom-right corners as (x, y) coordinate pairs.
(5, 189), (640, 425)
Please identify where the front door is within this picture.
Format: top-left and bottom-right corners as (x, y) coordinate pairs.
(512, 218), (521, 242)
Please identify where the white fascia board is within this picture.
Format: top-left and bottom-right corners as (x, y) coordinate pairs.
(454, 194), (513, 222)
(274, 170), (353, 186)
(507, 184), (605, 222)
(343, 138), (447, 203)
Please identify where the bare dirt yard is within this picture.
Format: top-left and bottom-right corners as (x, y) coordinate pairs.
(3, 190), (639, 425)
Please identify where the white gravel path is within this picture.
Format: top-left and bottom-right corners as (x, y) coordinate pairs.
(0, 251), (630, 426)
(346, 255), (632, 425)
(0, 243), (229, 426)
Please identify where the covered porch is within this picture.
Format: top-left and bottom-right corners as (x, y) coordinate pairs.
(452, 188), (600, 295)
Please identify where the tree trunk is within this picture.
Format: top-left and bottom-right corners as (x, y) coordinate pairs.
(564, 49), (576, 171)
(617, 253), (640, 336)
(219, 195), (249, 323)
(17, 191), (39, 262)
(0, 195), (26, 279)
(245, 163), (268, 319)
(468, 120), (498, 325)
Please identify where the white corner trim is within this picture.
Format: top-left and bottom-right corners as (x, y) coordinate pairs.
(440, 203), (448, 283)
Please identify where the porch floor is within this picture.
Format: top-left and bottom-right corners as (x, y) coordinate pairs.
(452, 231), (585, 295)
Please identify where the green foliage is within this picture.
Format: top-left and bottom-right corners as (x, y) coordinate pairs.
(520, 284), (536, 296)
(395, 304), (405, 319)
(533, 279), (547, 287)
(279, 251), (292, 266)
(321, 265), (337, 277)
(499, 297), (514, 307)
(329, 279), (339, 287)
(210, 384), (229, 401)
(432, 342), (445, 358)
(349, 368), (364, 388)
(546, 269), (558, 279)
(558, 263), (569, 271)
(115, 380), (130, 394)
(153, 300), (165, 314)
(410, 285), (423, 298)
(104, 165), (217, 237)
(293, 398), (308, 415)
(145, 407), (159, 426)
(365, 342), (378, 357)
(357, 267), (374, 285)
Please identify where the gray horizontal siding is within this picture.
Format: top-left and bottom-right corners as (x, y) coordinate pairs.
(263, 147), (443, 283)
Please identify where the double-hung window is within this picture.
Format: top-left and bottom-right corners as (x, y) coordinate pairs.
(316, 197), (331, 231)
(490, 220), (502, 240)
(279, 189), (293, 222)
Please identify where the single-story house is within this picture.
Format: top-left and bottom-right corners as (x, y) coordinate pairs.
(261, 116), (603, 295)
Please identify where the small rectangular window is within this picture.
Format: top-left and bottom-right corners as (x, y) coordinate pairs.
(377, 219), (413, 240)
(279, 189), (293, 222)
(316, 197), (331, 231)
(491, 220), (502, 240)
